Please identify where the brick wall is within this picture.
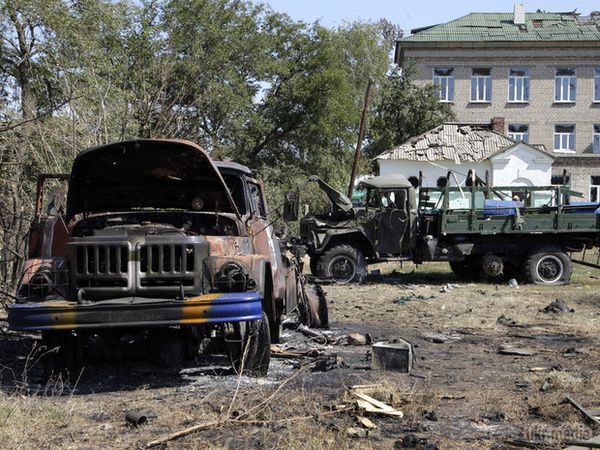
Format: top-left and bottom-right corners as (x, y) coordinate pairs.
(403, 47), (600, 155)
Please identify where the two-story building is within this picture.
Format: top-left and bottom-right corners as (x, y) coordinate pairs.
(394, 5), (600, 199)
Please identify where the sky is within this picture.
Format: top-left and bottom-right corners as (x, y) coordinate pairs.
(250, 1), (594, 33)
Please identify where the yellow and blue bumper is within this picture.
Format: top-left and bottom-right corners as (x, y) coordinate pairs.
(7, 292), (263, 331)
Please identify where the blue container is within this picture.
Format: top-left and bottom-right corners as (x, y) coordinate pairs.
(565, 202), (600, 214)
(483, 199), (522, 216)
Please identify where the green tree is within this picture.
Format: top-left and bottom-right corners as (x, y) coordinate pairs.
(366, 67), (455, 159)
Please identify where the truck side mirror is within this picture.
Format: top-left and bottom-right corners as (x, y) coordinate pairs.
(283, 191), (299, 221)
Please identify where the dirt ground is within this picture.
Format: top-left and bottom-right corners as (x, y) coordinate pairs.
(1, 261), (600, 449)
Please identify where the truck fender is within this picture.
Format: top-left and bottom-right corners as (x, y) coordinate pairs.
(316, 229), (377, 258)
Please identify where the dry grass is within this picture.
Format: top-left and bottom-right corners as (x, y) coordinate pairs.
(0, 261), (599, 449)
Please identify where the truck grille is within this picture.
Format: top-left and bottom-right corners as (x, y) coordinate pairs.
(139, 244), (195, 274)
(68, 235), (208, 300)
(138, 244), (197, 288)
(75, 245), (129, 276)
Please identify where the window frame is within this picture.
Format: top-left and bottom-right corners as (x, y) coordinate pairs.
(553, 124), (576, 153)
(470, 68), (492, 103)
(590, 176), (600, 202)
(432, 68), (455, 103)
(595, 68), (600, 103)
(507, 124), (529, 142)
(508, 68), (530, 103)
(554, 68), (576, 103)
(594, 125), (600, 154)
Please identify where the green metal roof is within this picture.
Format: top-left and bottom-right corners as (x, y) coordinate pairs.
(402, 12), (600, 43)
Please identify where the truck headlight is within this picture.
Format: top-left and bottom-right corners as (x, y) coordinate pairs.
(215, 261), (256, 292)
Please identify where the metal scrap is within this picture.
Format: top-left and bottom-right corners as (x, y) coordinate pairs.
(497, 344), (536, 356)
(563, 395), (600, 427)
(542, 299), (575, 314)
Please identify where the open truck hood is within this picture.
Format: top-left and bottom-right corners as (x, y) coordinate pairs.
(308, 175), (354, 215)
(67, 139), (240, 219)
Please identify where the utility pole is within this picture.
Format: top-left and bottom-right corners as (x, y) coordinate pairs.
(347, 78), (374, 198)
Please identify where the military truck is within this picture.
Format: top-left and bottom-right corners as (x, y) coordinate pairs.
(8, 139), (326, 378)
(298, 173), (600, 285)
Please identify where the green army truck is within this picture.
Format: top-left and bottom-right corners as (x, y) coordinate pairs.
(295, 172), (600, 285)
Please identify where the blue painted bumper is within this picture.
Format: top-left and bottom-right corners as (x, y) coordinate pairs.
(7, 292), (264, 331)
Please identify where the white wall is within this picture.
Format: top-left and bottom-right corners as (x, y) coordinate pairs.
(378, 143), (553, 188)
(378, 159), (492, 187)
(490, 143), (553, 186)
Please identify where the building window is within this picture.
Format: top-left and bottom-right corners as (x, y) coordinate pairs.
(551, 174), (570, 186)
(554, 124), (575, 152)
(554, 68), (576, 102)
(596, 68), (600, 102)
(432, 68), (454, 102)
(508, 68), (530, 102)
(508, 124), (529, 142)
(471, 68), (491, 102)
(591, 176), (600, 202)
(594, 125), (600, 154)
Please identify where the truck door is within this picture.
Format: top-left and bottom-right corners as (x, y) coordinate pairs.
(365, 188), (409, 256)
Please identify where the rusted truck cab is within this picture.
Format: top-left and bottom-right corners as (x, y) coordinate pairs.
(8, 139), (304, 377)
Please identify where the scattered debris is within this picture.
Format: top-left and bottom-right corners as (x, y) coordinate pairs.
(346, 332), (373, 346)
(497, 344), (536, 356)
(539, 379), (550, 392)
(354, 392), (404, 417)
(496, 315), (518, 327)
(440, 283), (460, 293)
(542, 299), (575, 314)
(395, 434), (439, 450)
(270, 348), (322, 360)
(371, 340), (413, 372)
(421, 332), (461, 344)
(508, 278), (519, 288)
(296, 324), (328, 345)
(409, 373), (428, 380)
(125, 410), (151, 427)
(422, 410), (438, 421)
(563, 436), (600, 449)
(310, 354), (344, 372)
(346, 427), (367, 438)
(356, 416), (377, 429)
(563, 395), (600, 427)
(393, 293), (435, 305)
(564, 347), (591, 356)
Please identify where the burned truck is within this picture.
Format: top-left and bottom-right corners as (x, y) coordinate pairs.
(300, 173), (600, 285)
(9, 139), (325, 378)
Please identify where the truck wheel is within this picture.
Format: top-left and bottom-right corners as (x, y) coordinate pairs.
(525, 248), (572, 285)
(229, 311), (271, 377)
(317, 245), (367, 283)
(41, 331), (82, 382)
(449, 260), (479, 281)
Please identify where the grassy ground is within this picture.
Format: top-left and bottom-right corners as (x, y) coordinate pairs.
(1, 262), (600, 449)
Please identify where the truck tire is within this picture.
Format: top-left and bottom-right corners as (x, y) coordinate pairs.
(525, 248), (572, 285)
(229, 311), (271, 377)
(317, 245), (367, 283)
(449, 259), (479, 281)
